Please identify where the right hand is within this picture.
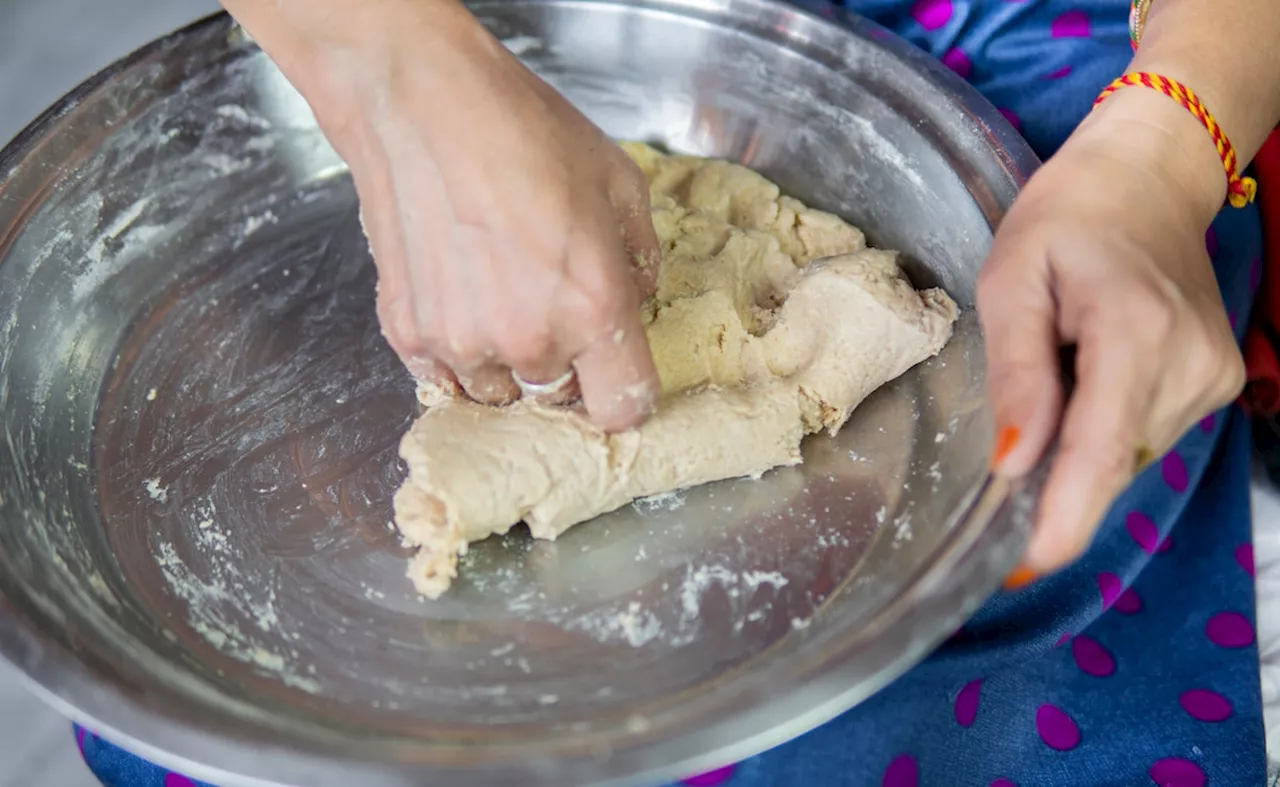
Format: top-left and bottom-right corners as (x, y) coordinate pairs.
(243, 0), (663, 432)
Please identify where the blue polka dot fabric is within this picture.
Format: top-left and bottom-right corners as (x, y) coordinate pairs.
(670, 0), (1269, 785)
(75, 1), (1268, 786)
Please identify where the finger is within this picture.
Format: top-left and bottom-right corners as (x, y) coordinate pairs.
(976, 238), (1064, 477)
(510, 366), (582, 407)
(574, 317), (660, 433)
(455, 363), (520, 406)
(611, 161), (662, 300)
(1024, 326), (1151, 573)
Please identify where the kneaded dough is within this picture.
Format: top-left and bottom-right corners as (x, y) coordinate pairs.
(392, 143), (959, 598)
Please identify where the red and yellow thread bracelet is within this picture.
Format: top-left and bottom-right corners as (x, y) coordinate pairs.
(1094, 72), (1258, 209)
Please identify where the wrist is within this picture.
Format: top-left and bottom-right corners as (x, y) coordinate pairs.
(222, 0), (492, 139)
(1071, 83), (1229, 225)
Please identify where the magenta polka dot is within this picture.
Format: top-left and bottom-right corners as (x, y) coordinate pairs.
(1252, 256), (1264, 291)
(1097, 572), (1122, 611)
(165, 776), (199, 787)
(1229, 311), (1239, 331)
(1162, 451), (1189, 493)
(76, 727), (89, 760)
(998, 108), (1022, 131)
(1205, 227), (1219, 258)
(1207, 611), (1255, 648)
(1114, 588), (1142, 615)
(882, 754), (920, 787)
(912, 0), (953, 30)
(1149, 757), (1207, 787)
(1199, 412), (1216, 433)
(1180, 689), (1233, 722)
(1157, 535), (1173, 553)
(1054, 632), (1073, 647)
(1036, 704), (1080, 751)
(1071, 634), (1115, 677)
(955, 679), (983, 727)
(683, 766), (736, 786)
(991, 781), (1018, 787)
(1237, 544), (1256, 577)
(1126, 511), (1159, 554)
(1051, 10), (1091, 37)
(1045, 65), (1073, 79)
(942, 48), (973, 79)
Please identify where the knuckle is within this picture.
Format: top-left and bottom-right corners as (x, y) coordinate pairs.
(1070, 435), (1135, 483)
(572, 275), (631, 335)
(1123, 286), (1176, 343)
(499, 330), (557, 373)
(1216, 346), (1247, 401)
(438, 332), (489, 372)
(1182, 338), (1220, 386)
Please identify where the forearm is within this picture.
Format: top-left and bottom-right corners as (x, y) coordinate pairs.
(1136, 0), (1280, 164)
(218, 0), (495, 109)
(1072, 0), (1280, 222)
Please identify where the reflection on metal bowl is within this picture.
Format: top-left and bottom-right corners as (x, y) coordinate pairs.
(0, 2), (1040, 785)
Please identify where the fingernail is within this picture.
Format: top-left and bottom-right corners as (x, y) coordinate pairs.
(1003, 564), (1038, 591)
(991, 425), (1021, 469)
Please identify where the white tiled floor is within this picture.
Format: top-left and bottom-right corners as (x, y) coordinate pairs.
(4, 1), (1280, 785)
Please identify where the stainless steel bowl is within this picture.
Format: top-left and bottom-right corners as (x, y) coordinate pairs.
(0, 2), (1040, 785)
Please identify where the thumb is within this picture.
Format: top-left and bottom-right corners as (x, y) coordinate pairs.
(611, 163), (663, 301)
(975, 248), (1065, 477)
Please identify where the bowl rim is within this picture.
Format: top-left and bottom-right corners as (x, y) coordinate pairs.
(0, 2), (1040, 786)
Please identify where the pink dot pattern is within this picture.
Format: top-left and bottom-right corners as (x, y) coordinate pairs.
(683, 766), (736, 786)
(912, 0), (954, 31)
(954, 679), (983, 727)
(1205, 227), (1219, 258)
(942, 48), (973, 79)
(1126, 511), (1159, 554)
(990, 781), (1018, 787)
(1114, 588), (1143, 615)
(1071, 634), (1115, 677)
(998, 108), (1022, 131)
(1149, 757), (1208, 787)
(1097, 572), (1122, 611)
(1236, 544), (1255, 577)
(1180, 689), (1233, 722)
(1054, 632), (1073, 648)
(1162, 451), (1189, 493)
(1050, 10), (1090, 37)
(1200, 412), (1216, 433)
(1206, 611), (1255, 648)
(882, 754), (920, 787)
(1045, 65), (1073, 79)
(165, 776), (199, 787)
(1035, 704), (1081, 751)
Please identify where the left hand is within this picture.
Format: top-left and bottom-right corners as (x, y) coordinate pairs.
(977, 93), (1246, 575)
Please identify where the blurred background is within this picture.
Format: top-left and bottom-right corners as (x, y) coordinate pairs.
(1, 5), (216, 784)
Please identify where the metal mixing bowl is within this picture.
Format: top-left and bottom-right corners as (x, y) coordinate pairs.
(0, 1), (1041, 785)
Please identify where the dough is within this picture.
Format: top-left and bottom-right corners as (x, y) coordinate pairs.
(392, 144), (959, 598)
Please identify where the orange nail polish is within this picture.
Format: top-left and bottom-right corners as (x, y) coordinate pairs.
(1003, 564), (1038, 592)
(992, 425), (1022, 468)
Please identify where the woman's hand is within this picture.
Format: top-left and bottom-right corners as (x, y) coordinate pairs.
(979, 89), (1245, 575)
(223, 0), (662, 432)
